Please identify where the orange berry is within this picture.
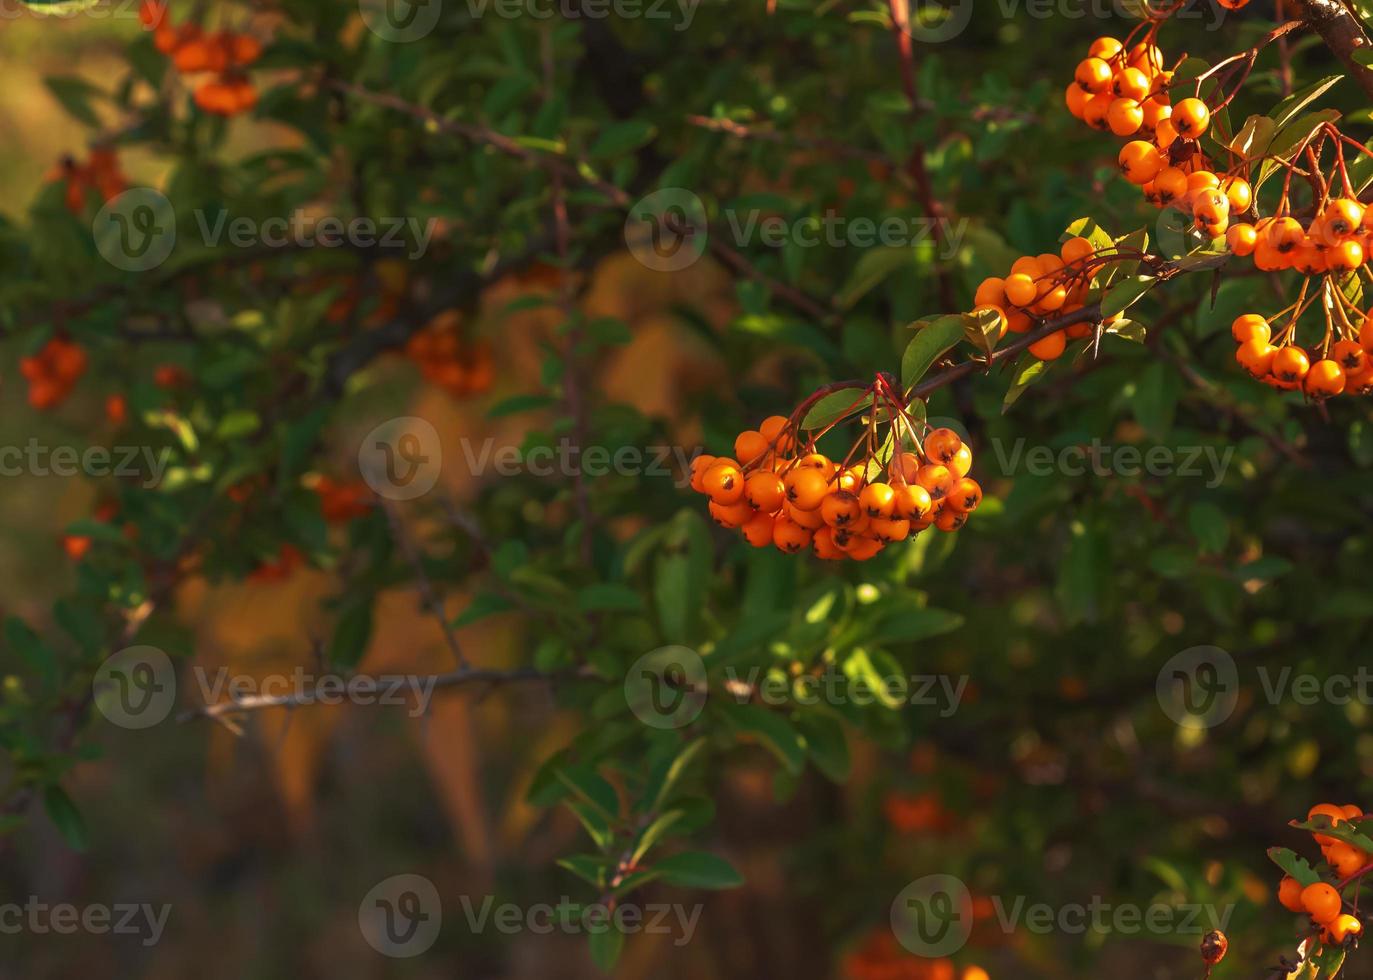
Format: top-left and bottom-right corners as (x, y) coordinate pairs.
(1344, 805), (1365, 819)
(811, 526), (845, 560)
(1222, 176), (1253, 213)
(772, 516), (813, 553)
(1172, 98), (1210, 137)
(1328, 913), (1363, 944)
(1330, 240), (1365, 272)
(708, 499), (754, 529)
(1083, 93), (1113, 131)
(786, 502), (826, 529)
(859, 482), (896, 519)
(1278, 876), (1305, 913)
(1088, 36), (1123, 60)
(1226, 223), (1257, 257)
(1107, 98), (1143, 136)
(784, 467), (830, 511)
(105, 393), (128, 426)
(1061, 236), (1095, 266)
(1264, 217), (1305, 253)
(1272, 346), (1311, 385)
(1325, 842), (1368, 878)
(703, 460), (745, 505)
(1065, 83), (1089, 120)
(1322, 199), (1365, 239)
(923, 427), (964, 465)
(1310, 804), (1350, 845)
(1231, 314), (1269, 344)
(1075, 57), (1114, 94)
(1305, 359), (1347, 398)
(1300, 882), (1342, 925)
(745, 471), (786, 512)
(821, 490), (862, 528)
(946, 477), (983, 513)
(1236, 339), (1277, 377)
(1118, 141), (1162, 184)
(893, 484), (932, 521)
(915, 464), (953, 501)
(1004, 273), (1037, 308)
(869, 517), (910, 543)
(689, 454), (717, 493)
(1112, 67), (1151, 101)
(1029, 329), (1068, 361)
(947, 443), (973, 478)
(735, 429), (770, 466)
(741, 512), (775, 547)
(934, 507), (968, 532)
(1154, 167), (1188, 204)
(758, 415), (790, 444)
(974, 277), (1007, 307)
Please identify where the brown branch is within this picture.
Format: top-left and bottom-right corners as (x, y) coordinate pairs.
(1291, 0), (1373, 101)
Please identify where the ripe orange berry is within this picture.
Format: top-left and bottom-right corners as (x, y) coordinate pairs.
(772, 516), (813, 553)
(1272, 346), (1311, 385)
(859, 482), (896, 519)
(735, 429), (770, 465)
(821, 490), (862, 528)
(1278, 876), (1305, 913)
(1083, 93), (1113, 131)
(869, 517), (910, 543)
(1154, 167), (1188, 204)
(1362, 313), (1373, 354)
(784, 467), (830, 511)
(1004, 273), (1037, 308)
(946, 477), (982, 513)
(1107, 98), (1143, 136)
(1330, 240), (1365, 272)
(975, 277), (1007, 307)
(811, 526), (844, 560)
(1231, 314), (1270, 345)
(1236, 339), (1277, 377)
(1127, 41), (1163, 73)
(1172, 98), (1210, 137)
(915, 464), (953, 501)
(934, 507), (968, 532)
(893, 484), (932, 521)
(1088, 36), (1123, 60)
(1112, 67), (1151, 101)
(1324, 842), (1368, 878)
(1264, 217), (1305, 253)
(1061, 236), (1095, 267)
(1118, 141), (1163, 184)
(1222, 177), (1253, 213)
(1029, 329), (1068, 361)
(1344, 804), (1365, 819)
(1310, 803), (1350, 845)
(708, 499), (754, 529)
(1322, 199), (1365, 239)
(1306, 359), (1348, 398)
(1328, 913), (1363, 944)
(745, 471), (786, 512)
(689, 454), (717, 493)
(703, 460), (745, 505)
(947, 443), (973, 478)
(1226, 223), (1258, 257)
(1075, 57), (1114, 93)
(923, 428), (964, 465)
(1300, 882), (1342, 925)
(786, 502), (825, 530)
(1065, 83), (1089, 119)
(795, 452), (833, 472)
(741, 512), (776, 547)
(758, 414), (790, 444)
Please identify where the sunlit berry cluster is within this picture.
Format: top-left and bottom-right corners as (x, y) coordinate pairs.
(1066, 36), (1177, 141)
(970, 235), (1118, 361)
(142, 0), (262, 116)
(403, 311), (495, 397)
(20, 337), (87, 410)
(690, 379), (982, 560)
(1273, 804), (1368, 956)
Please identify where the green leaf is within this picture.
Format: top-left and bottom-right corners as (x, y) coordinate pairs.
(1101, 276), (1155, 317)
(6, 616), (56, 688)
(329, 597), (374, 669)
(900, 316), (965, 389)
(1188, 502), (1229, 555)
(577, 583), (644, 613)
(1061, 217), (1114, 251)
(646, 737), (707, 812)
(1256, 109), (1342, 191)
(452, 591), (517, 628)
(630, 809), (686, 865)
(800, 388), (873, 430)
(556, 766), (620, 822)
(962, 307), (1003, 355)
(652, 851), (744, 889)
(866, 606), (964, 644)
(557, 854), (609, 888)
(1002, 352), (1047, 411)
(1229, 114), (1276, 160)
(717, 702), (805, 774)
(837, 246), (918, 309)
(44, 76), (103, 127)
(587, 922), (625, 972)
(487, 393), (557, 418)
(589, 120), (657, 158)
(1266, 846), (1323, 887)
(1130, 361), (1181, 440)
(796, 712), (850, 782)
(1269, 75), (1343, 131)
(44, 785), (87, 851)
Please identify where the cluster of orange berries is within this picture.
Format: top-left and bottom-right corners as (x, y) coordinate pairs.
(20, 337), (87, 410)
(690, 416), (981, 560)
(49, 147), (127, 216)
(142, 0), (262, 117)
(1226, 198), (1372, 275)
(312, 476), (373, 524)
(1275, 803), (1368, 947)
(1231, 312), (1373, 399)
(970, 236), (1112, 361)
(402, 312), (495, 397)
(1066, 36), (1179, 141)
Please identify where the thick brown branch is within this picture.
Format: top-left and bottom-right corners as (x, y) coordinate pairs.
(1292, 0), (1373, 100)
